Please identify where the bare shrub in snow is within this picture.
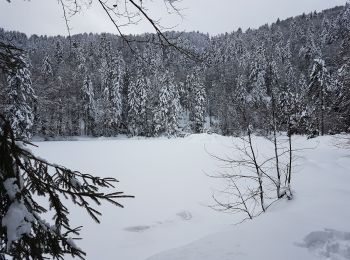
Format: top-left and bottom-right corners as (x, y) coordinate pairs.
(209, 128), (295, 222)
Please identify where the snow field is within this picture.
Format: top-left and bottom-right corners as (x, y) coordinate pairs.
(31, 134), (350, 260)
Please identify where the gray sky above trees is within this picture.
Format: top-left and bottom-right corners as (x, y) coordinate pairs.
(0, 0), (348, 36)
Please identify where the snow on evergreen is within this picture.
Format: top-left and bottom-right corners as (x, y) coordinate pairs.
(1, 5), (350, 137)
(99, 52), (124, 136)
(81, 74), (96, 135)
(128, 64), (149, 136)
(154, 70), (181, 136)
(186, 67), (206, 133)
(4, 54), (35, 140)
(0, 7), (349, 138)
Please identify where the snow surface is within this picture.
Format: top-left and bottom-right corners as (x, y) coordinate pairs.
(31, 134), (350, 260)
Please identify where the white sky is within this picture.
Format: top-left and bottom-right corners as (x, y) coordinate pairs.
(0, 0), (348, 37)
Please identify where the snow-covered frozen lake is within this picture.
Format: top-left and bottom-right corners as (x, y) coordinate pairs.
(32, 134), (350, 260)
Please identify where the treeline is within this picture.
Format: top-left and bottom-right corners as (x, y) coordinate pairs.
(0, 4), (349, 139)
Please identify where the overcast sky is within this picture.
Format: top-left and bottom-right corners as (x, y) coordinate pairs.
(0, 0), (348, 37)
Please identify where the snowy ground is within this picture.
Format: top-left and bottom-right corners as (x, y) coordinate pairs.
(31, 134), (350, 260)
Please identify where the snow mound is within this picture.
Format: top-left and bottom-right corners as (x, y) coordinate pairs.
(298, 229), (350, 260)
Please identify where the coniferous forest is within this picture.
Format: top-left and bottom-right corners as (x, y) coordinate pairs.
(2, 2), (350, 260)
(1, 4), (350, 139)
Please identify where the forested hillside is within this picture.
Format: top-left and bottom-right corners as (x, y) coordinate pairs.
(1, 4), (349, 138)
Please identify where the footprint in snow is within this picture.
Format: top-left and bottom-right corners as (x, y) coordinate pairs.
(124, 211), (192, 233)
(124, 225), (152, 233)
(297, 229), (350, 260)
(176, 210), (192, 221)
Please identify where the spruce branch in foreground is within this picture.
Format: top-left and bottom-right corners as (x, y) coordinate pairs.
(0, 114), (134, 260)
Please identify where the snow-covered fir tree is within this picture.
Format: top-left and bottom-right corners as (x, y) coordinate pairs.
(40, 55), (53, 81)
(153, 70), (181, 136)
(99, 52), (125, 136)
(337, 62), (350, 131)
(308, 58), (332, 136)
(127, 65), (149, 136)
(186, 68), (207, 133)
(190, 84), (206, 133)
(54, 40), (64, 66)
(249, 44), (269, 105)
(5, 54), (35, 140)
(81, 74), (96, 136)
